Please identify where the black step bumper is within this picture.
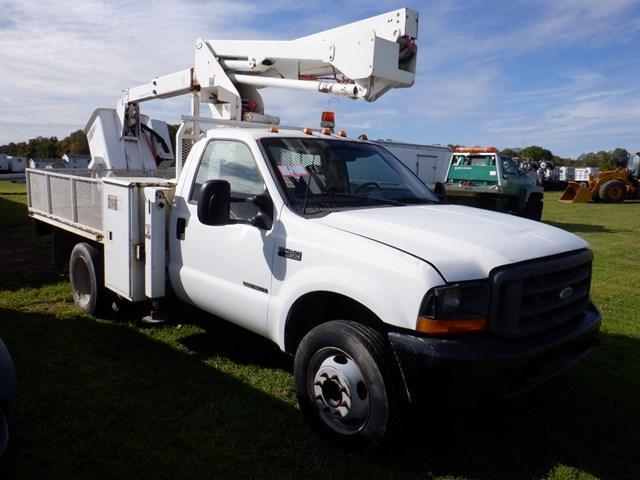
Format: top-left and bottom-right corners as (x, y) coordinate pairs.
(388, 301), (601, 402)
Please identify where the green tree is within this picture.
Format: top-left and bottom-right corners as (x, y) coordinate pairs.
(611, 148), (629, 167)
(58, 130), (89, 155)
(520, 145), (553, 163)
(30, 136), (59, 159)
(500, 148), (519, 158)
(16, 140), (34, 158)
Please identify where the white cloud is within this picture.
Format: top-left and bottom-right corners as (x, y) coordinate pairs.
(0, 0), (269, 143)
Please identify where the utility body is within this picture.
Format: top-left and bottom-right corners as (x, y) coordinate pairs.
(25, 8), (599, 451)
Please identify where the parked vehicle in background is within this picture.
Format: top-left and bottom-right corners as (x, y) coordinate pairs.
(561, 153), (640, 203)
(559, 166), (575, 182)
(574, 167), (600, 184)
(441, 147), (544, 220)
(0, 337), (16, 476)
(375, 140), (451, 188)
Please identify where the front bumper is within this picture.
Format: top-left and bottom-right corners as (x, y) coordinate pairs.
(388, 301), (601, 402)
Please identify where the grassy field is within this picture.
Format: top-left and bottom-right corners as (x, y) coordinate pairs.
(0, 179), (638, 480)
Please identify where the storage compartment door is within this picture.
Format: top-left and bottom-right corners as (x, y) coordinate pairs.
(102, 183), (144, 301)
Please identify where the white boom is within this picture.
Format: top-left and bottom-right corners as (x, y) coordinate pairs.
(85, 8), (419, 170)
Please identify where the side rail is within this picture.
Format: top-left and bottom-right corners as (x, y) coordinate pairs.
(26, 168), (104, 240)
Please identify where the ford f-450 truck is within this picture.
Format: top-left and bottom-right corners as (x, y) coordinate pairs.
(25, 9), (600, 451)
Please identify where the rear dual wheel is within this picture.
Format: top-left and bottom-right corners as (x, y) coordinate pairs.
(294, 320), (403, 452)
(69, 242), (108, 315)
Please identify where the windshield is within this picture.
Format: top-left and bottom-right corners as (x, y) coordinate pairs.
(260, 138), (438, 214)
(629, 154), (640, 178)
(500, 156), (520, 175)
(447, 154), (498, 184)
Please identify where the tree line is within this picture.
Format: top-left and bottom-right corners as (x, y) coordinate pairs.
(2, 130), (634, 171)
(0, 130), (89, 159)
(0, 126), (180, 159)
(499, 145), (631, 170)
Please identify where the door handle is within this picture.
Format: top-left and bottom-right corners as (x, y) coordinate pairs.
(176, 217), (186, 240)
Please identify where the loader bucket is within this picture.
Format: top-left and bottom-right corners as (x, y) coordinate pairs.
(559, 182), (593, 203)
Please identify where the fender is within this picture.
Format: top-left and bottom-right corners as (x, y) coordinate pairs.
(267, 258), (443, 350)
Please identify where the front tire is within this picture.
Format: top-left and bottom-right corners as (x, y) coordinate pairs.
(598, 180), (626, 203)
(293, 321), (402, 452)
(69, 242), (106, 315)
(523, 195), (543, 221)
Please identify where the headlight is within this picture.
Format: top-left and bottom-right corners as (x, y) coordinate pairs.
(417, 282), (489, 335)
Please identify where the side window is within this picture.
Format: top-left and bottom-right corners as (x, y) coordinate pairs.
(190, 140), (265, 220)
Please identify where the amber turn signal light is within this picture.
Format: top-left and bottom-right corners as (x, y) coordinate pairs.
(416, 316), (488, 335)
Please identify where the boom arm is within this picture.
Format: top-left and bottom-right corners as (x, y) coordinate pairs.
(86, 8), (419, 170)
(127, 7), (417, 120)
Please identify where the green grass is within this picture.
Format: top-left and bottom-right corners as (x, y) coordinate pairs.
(0, 180), (638, 480)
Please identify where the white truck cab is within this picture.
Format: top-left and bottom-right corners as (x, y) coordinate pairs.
(25, 8), (600, 451)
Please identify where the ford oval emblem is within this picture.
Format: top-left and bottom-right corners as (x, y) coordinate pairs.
(559, 286), (574, 300)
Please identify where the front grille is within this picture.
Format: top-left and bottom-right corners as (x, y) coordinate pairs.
(489, 249), (593, 338)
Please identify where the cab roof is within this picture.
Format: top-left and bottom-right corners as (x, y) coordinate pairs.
(204, 126), (363, 143)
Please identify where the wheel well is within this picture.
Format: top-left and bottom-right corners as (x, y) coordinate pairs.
(284, 291), (385, 355)
(53, 229), (102, 272)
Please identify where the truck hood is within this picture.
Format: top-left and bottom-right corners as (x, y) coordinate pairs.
(315, 205), (588, 282)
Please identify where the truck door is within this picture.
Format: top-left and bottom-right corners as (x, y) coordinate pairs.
(169, 139), (276, 337)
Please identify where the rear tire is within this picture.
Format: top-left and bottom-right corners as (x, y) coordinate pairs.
(598, 180), (626, 203)
(293, 320), (403, 452)
(69, 242), (106, 315)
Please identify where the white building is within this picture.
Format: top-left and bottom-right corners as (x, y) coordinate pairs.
(8, 156), (26, 173)
(559, 166), (575, 182)
(62, 154), (90, 169)
(28, 158), (64, 170)
(575, 167), (600, 182)
(0, 154), (9, 172)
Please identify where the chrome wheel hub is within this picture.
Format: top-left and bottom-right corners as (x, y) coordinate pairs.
(310, 350), (370, 434)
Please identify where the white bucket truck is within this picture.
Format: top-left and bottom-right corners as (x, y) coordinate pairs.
(26, 8), (599, 451)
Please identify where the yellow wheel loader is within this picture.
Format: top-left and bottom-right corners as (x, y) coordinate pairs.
(560, 153), (640, 203)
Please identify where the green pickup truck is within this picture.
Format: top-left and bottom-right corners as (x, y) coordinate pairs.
(441, 147), (544, 220)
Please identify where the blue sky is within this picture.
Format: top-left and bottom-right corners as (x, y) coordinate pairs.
(0, 0), (638, 157)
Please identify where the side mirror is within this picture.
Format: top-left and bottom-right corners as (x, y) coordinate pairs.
(198, 180), (230, 226)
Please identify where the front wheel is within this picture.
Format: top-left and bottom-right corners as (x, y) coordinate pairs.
(598, 180), (626, 203)
(293, 321), (403, 452)
(523, 195), (543, 221)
